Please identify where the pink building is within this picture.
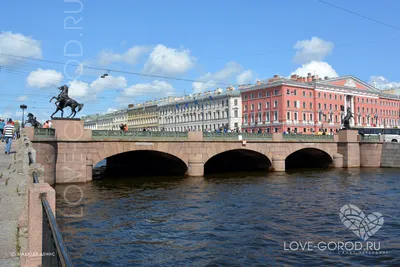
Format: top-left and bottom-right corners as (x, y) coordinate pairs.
(240, 74), (400, 134)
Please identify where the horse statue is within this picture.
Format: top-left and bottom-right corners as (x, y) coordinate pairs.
(342, 107), (354, 130)
(49, 85), (84, 119)
(26, 113), (42, 128)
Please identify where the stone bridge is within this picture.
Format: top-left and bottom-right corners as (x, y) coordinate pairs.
(25, 119), (386, 185)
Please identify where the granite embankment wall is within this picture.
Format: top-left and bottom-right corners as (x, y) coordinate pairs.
(381, 142), (400, 167)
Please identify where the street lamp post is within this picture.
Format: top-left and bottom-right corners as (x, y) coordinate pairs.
(20, 104), (27, 128)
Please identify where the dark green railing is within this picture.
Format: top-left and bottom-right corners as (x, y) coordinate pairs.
(34, 128), (56, 139)
(202, 132), (273, 141)
(282, 134), (334, 141)
(360, 135), (381, 142)
(92, 130), (188, 140)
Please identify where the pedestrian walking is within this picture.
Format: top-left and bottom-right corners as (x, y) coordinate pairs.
(0, 119), (5, 141)
(3, 118), (15, 154)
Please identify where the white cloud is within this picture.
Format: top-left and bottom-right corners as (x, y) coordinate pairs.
(122, 80), (175, 98)
(143, 44), (196, 75)
(291, 61), (338, 78)
(90, 75), (127, 93)
(98, 45), (151, 66)
(293, 37), (334, 64)
(15, 111), (22, 118)
(0, 111), (12, 119)
(68, 80), (90, 98)
(17, 95), (28, 101)
(0, 32), (42, 66)
(107, 108), (118, 113)
(27, 68), (63, 89)
(67, 75), (127, 99)
(237, 70), (253, 85)
(369, 76), (400, 90)
(192, 61), (242, 93)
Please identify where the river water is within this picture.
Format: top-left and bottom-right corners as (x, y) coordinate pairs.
(55, 168), (400, 266)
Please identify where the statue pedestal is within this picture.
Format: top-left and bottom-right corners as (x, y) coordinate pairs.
(338, 129), (358, 142)
(337, 130), (360, 167)
(51, 118), (91, 141)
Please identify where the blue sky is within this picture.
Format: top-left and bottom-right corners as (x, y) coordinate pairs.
(1, 0), (400, 121)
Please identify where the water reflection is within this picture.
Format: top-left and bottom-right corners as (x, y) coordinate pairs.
(56, 168), (400, 266)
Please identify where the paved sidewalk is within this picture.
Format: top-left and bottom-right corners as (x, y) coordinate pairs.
(0, 140), (27, 267)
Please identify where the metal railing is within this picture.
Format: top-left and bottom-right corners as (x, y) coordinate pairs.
(282, 134), (334, 141)
(34, 128), (56, 139)
(29, 151), (73, 266)
(203, 132), (273, 140)
(360, 135), (381, 142)
(92, 130), (188, 140)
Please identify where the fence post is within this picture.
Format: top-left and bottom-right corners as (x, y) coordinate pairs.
(23, 183), (56, 267)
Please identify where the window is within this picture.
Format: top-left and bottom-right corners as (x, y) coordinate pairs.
(251, 104), (254, 110)
(335, 95), (337, 100)
(287, 89), (290, 95)
(318, 93), (321, 98)
(294, 90), (297, 96)
(330, 104), (332, 110)
(251, 114), (255, 123)
(294, 112), (298, 120)
(324, 103), (327, 109)
(294, 101), (299, 108)
(303, 102), (306, 108)
(303, 128), (307, 133)
(266, 91), (270, 97)
(234, 110), (238, 117)
(318, 103), (321, 109)
(324, 93), (326, 99)
(287, 100), (290, 107)
(309, 92), (312, 97)
(244, 105), (247, 112)
(266, 102), (270, 109)
(251, 93), (254, 99)
(335, 104), (338, 110)
(274, 100), (278, 108)
(274, 90), (278, 96)
(258, 92), (262, 98)
(335, 115), (338, 122)
(310, 103), (313, 109)
(274, 128), (278, 133)
(287, 112), (291, 120)
(303, 91), (306, 97)
(234, 99), (238, 106)
(340, 95), (342, 100)
(258, 113), (262, 122)
(266, 112), (270, 122)
(310, 114), (313, 121)
(329, 94), (332, 99)
(303, 113), (306, 121)
(258, 103), (262, 110)
(244, 115), (248, 123)
(274, 111), (278, 121)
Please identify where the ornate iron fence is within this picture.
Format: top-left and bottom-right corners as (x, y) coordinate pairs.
(34, 128), (56, 139)
(282, 134), (334, 141)
(202, 132), (273, 140)
(92, 130), (188, 140)
(360, 135), (381, 142)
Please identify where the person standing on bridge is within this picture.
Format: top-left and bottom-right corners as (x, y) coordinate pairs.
(3, 118), (15, 154)
(0, 119), (5, 141)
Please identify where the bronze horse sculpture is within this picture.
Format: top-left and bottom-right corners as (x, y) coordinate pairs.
(342, 107), (353, 129)
(26, 113), (42, 128)
(50, 85), (84, 119)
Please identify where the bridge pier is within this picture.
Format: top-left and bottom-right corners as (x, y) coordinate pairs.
(337, 130), (360, 167)
(186, 154), (204, 177)
(272, 155), (285, 172)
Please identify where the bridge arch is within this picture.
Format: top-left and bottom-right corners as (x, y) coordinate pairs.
(285, 147), (333, 169)
(90, 142), (189, 176)
(204, 148), (272, 174)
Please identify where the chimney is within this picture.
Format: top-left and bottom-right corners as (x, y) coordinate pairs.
(324, 76), (329, 80)
(274, 74), (279, 78)
(302, 77), (306, 83)
(128, 104), (134, 108)
(307, 75), (312, 83)
(291, 74), (298, 81)
(297, 76), (303, 82)
(307, 73), (312, 77)
(257, 80), (261, 85)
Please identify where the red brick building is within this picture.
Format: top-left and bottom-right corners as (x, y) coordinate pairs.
(240, 73), (400, 134)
